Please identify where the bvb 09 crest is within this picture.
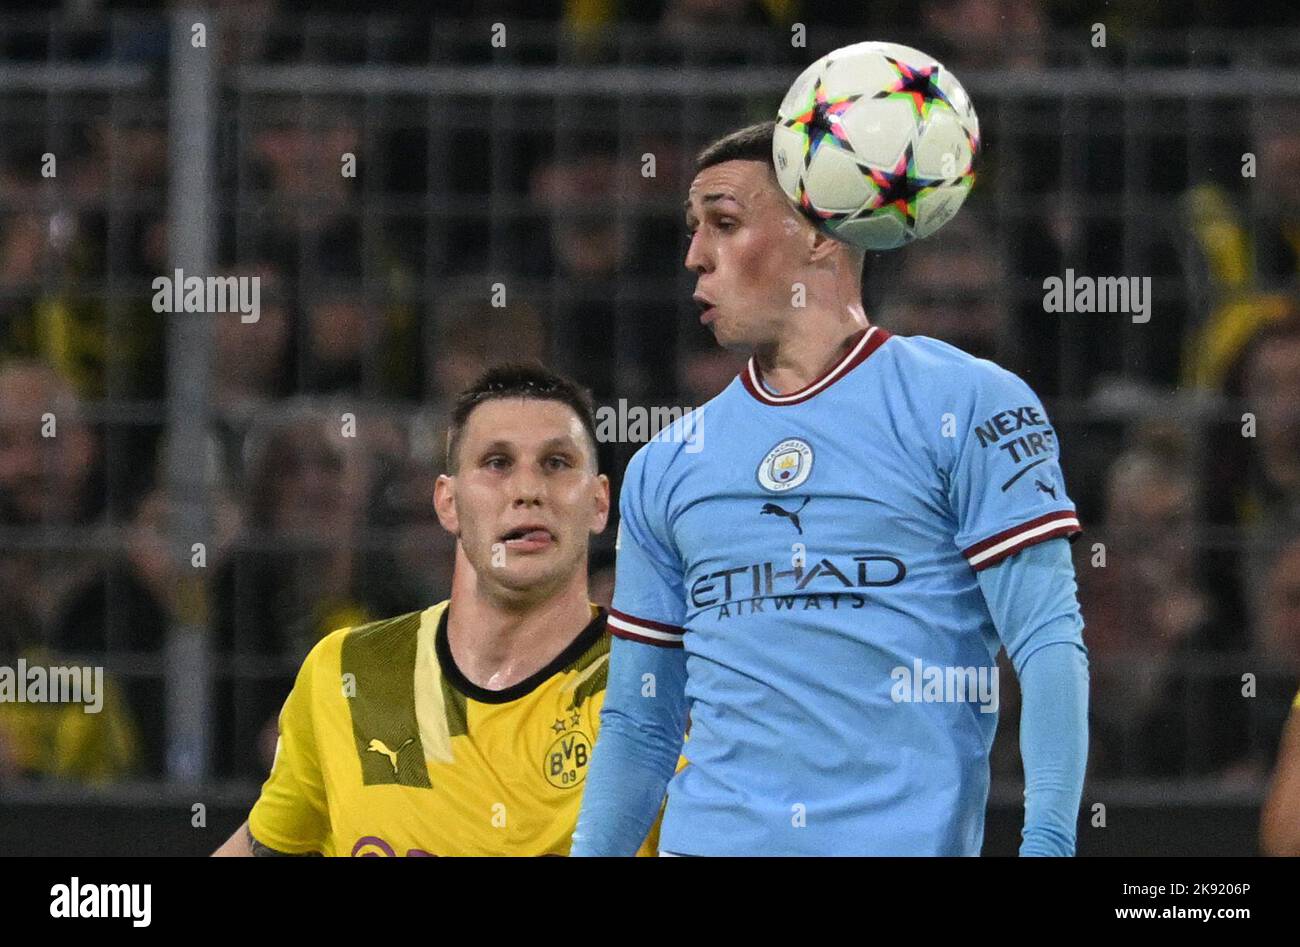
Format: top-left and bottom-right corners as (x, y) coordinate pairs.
(758, 438), (814, 493)
(544, 729), (591, 789)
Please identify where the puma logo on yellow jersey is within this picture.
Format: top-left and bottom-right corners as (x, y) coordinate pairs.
(367, 737), (415, 774)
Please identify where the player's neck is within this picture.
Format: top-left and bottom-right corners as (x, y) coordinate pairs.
(755, 307), (870, 395)
(446, 559), (595, 693)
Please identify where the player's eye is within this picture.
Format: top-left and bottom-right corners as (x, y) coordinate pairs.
(484, 455), (510, 470)
(715, 217), (737, 232)
(545, 454), (573, 470)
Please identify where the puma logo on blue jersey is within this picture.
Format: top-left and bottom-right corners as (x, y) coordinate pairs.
(760, 497), (810, 535)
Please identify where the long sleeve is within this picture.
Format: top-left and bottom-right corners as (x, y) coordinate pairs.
(976, 537), (1089, 856)
(571, 635), (688, 856)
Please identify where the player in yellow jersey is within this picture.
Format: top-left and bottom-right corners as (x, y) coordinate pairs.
(214, 364), (660, 856)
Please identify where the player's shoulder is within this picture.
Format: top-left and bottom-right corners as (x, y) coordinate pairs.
(340, 603), (438, 645)
(879, 332), (1039, 403)
(880, 332), (1016, 382)
(622, 385), (727, 481)
(306, 602), (445, 671)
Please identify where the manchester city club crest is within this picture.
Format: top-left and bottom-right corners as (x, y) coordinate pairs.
(757, 438), (814, 492)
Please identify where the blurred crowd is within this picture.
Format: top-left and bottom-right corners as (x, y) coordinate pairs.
(0, 1), (1298, 790)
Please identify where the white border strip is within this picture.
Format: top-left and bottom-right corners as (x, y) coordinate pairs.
(748, 326), (879, 404)
(967, 515), (1081, 568)
(607, 613), (684, 643)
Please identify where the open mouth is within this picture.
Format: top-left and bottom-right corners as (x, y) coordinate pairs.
(498, 525), (555, 552)
(693, 295), (716, 323)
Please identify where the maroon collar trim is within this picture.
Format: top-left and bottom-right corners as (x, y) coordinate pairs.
(740, 326), (891, 406)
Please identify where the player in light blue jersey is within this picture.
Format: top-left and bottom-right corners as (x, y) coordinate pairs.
(572, 121), (1089, 856)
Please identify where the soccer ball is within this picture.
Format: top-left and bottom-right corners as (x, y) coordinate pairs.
(772, 41), (980, 251)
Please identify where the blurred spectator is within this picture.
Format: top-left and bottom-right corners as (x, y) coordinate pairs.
(1078, 421), (1244, 778)
(871, 207), (1079, 397)
(51, 486), (241, 778)
(300, 282), (370, 395)
(215, 0), (282, 66)
(429, 290), (548, 403)
(0, 360), (105, 642)
(211, 404), (385, 777)
(675, 328), (746, 404)
(361, 410), (459, 614)
(660, 1), (770, 39)
(530, 153), (630, 279)
(242, 101), (422, 398)
(916, 0), (1048, 71)
(1082, 424), (1210, 655)
(0, 115), (166, 401)
(0, 360), (98, 527)
(874, 213), (1007, 362)
(1251, 98), (1300, 279)
(0, 645), (141, 784)
(299, 269), (420, 399)
(369, 453), (456, 610)
(1179, 98), (1300, 391)
(1239, 314), (1300, 528)
(562, 0), (798, 65)
(527, 151), (673, 398)
(1211, 311), (1300, 616)
(663, 0), (775, 29)
(1220, 535), (1300, 785)
(213, 265), (295, 410)
(0, 406), (146, 784)
(212, 263), (295, 483)
(249, 101), (360, 246)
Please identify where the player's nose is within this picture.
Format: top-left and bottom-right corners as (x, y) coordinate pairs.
(684, 230), (711, 274)
(509, 466), (545, 506)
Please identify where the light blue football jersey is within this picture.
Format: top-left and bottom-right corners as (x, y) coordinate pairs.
(607, 326), (1082, 855)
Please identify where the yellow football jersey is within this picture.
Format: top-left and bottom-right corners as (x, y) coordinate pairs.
(248, 601), (660, 856)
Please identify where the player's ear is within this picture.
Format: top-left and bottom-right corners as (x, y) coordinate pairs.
(807, 227), (842, 265)
(433, 473), (460, 536)
(590, 473), (610, 535)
